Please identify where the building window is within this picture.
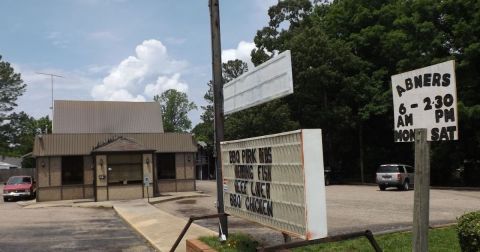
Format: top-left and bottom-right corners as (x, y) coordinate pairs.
(107, 154), (142, 185)
(157, 153), (176, 179)
(62, 156), (84, 185)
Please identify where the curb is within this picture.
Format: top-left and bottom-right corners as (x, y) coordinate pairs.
(148, 194), (210, 205)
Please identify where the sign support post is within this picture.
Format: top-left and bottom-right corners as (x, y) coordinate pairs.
(144, 177), (150, 203)
(209, 0), (228, 238)
(412, 128), (430, 252)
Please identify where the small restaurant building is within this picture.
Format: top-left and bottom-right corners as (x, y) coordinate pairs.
(32, 100), (197, 202)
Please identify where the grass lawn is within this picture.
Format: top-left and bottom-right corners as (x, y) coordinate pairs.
(294, 226), (459, 252)
(200, 226), (459, 252)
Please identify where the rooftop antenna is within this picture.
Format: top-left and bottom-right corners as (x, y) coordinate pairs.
(36, 72), (64, 118)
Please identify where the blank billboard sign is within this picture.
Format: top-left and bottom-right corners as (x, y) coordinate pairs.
(223, 50), (293, 115)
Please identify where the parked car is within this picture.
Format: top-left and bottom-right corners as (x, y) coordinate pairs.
(3, 176), (36, 201)
(376, 164), (414, 191)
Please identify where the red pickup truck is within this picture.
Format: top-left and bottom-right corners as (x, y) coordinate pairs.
(3, 176), (36, 202)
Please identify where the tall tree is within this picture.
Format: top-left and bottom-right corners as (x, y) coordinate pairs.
(154, 89), (197, 132)
(0, 112), (51, 158)
(0, 55), (26, 119)
(192, 81), (214, 145)
(250, 0), (480, 185)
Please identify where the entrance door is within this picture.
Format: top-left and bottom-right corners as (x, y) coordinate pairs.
(106, 154), (143, 200)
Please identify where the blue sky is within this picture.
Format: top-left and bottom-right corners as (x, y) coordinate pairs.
(0, 0), (276, 125)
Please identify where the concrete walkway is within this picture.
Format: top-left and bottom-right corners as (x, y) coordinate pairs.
(114, 201), (216, 252)
(17, 191), (216, 251)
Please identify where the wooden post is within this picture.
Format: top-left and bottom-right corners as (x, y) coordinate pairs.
(209, 0), (228, 237)
(412, 128), (430, 252)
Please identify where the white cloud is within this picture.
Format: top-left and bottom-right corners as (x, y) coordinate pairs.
(222, 41), (256, 70)
(91, 39), (188, 101)
(144, 73), (188, 95)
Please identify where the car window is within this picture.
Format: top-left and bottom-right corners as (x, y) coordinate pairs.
(7, 177), (24, 185)
(23, 177), (31, 183)
(378, 165), (401, 173)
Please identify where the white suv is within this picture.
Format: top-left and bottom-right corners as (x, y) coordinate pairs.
(376, 164), (414, 191)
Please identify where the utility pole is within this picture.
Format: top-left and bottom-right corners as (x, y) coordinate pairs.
(209, 0), (228, 238)
(36, 72), (64, 118)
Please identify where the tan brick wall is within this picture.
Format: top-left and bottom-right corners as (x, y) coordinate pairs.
(143, 154), (153, 198)
(185, 153), (195, 179)
(108, 185), (143, 200)
(176, 153), (186, 179)
(50, 157), (61, 186)
(37, 187), (61, 201)
(37, 157), (50, 187)
(84, 185), (94, 198)
(177, 180), (195, 192)
(62, 186), (84, 200)
(95, 155), (108, 201)
(158, 180), (176, 192)
(96, 187), (107, 201)
(95, 155), (107, 186)
(83, 156), (94, 185)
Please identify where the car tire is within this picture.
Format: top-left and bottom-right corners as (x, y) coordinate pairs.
(3, 197), (8, 202)
(379, 185), (386, 191)
(403, 181), (410, 191)
(325, 177), (330, 186)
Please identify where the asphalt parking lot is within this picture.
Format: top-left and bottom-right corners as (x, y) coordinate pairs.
(0, 185), (154, 252)
(155, 181), (480, 246)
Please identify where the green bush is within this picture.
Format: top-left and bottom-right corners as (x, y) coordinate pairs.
(457, 211), (480, 252)
(200, 233), (259, 252)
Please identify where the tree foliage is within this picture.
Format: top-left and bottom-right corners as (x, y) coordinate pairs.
(0, 113), (51, 160)
(154, 89), (197, 133)
(0, 55), (26, 119)
(248, 0), (480, 184)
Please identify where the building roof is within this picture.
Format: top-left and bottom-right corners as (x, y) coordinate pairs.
(92, 136), (155, 153)
(33, 133), (197, 157)
(53, 100), (164, 134)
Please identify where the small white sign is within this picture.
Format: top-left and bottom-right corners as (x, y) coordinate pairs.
(391, 60), (458, 142)
(223, 50), (293, 115)
(144, 177), (150, 187)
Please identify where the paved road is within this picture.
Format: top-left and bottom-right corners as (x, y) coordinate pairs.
(155, 181), (480, 246)
(0, 185), (155, 252)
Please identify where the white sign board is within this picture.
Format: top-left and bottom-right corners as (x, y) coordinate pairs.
(391, 60), (458, 142)
(223, 50), (293, 115)
(144, 177), (150, 187)
(221, 129), (328, 240)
